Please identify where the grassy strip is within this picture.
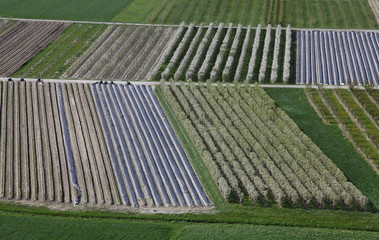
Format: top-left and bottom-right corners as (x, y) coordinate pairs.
(0, 0), (134, 22)
(265, 88), (379, 209)
(1, 211), (378, 240)
(289, 30), (297, 84)
(0, 199), (378, 232)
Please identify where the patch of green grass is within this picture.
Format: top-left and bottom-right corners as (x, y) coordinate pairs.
(1, 211), (378, 240)
(175, 222), (379, 240)
(265, 88), (379, 209)
(14, 23), (107, 79)
(113, 0), (378, 29)
(0, 0), (133, 22)
(0, 212), (174, 240)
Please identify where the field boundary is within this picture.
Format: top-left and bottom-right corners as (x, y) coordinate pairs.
(2, 78), (378, 90)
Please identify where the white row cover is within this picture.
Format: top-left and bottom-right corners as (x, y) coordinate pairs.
(296, 30), (379, 86)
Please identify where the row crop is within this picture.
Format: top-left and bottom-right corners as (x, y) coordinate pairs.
(160, 24), (291, 83)
(307, 88), (379, 173)
(160, 82), (368, 210)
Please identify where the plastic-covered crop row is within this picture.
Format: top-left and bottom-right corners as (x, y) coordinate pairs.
(296, 30), (379, 86)
(91, 84), (211, 207)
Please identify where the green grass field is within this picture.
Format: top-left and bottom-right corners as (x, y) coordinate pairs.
(113, 0), (378, 29)
(0, 0), (376, 29)
(0, 0), (133, 21)
(265, 88), (379, 210)
(1, 212), (378, 240)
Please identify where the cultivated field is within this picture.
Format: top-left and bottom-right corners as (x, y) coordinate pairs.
(91, 84), (210, 207)
(57, 82), (121, 205)
(159, 24), (295, 83)
(0, 81), (75, 203)
(113, 0), (378, 29)
(305, 88), (379, 174)
(160, 83), (368, 210)
(0, 0), (133, 22)
(15, 24), (107, 79)
(0, 80), (209, 208)
(0, 21), (69, 77)
(63, 25), (177, 81)
(297, 30), (379, 86)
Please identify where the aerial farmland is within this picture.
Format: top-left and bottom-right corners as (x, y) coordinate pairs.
(0, 0), (378, 239)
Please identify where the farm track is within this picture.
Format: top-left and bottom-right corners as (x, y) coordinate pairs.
(0, 21), (70, 76)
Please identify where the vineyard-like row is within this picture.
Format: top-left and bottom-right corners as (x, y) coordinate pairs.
(160, 83), (368, 209)
(91, 84), (210, 207)
(0, 21), (70, 77)
(158, 24), (294, 83)
(15, 24), (107, 79)
(63, 25), (177, 81)
(297, 30), (379, 86)
(305, 88), (379, 174)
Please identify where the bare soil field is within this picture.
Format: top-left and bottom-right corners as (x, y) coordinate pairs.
(0, 21), (69, 76)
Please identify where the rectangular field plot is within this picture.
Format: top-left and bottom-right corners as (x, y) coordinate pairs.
(91, 84), (211, 207)
(158, 24), (294, 83)
(296, 30), (379, 86)
(160, 83), (369, 210)
(0, 0), (133, 22)
(0, 21), (70, 77)
(0, 80), (209, 208)
(113, 0), (377, 29)
(305, 88), (379, 174)
(14, 23), (107, 79)
(63, 25), (178, 81)
(0, 81), (75, 203)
